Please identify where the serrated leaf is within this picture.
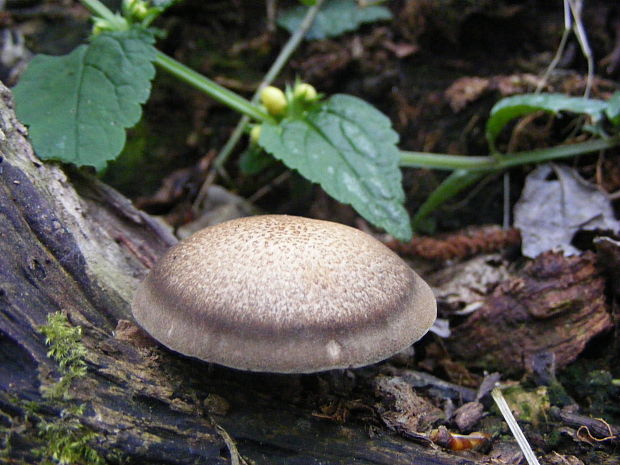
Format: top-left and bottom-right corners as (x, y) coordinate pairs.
(486, 93), (608, 150)
(259, 94), (412, 240)
(605, 91), (620, 126)
(13, 28), (157, 170)
(277, 0), (392, 40)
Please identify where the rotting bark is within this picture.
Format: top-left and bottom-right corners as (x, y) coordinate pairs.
(448, 251), (613, 376)
(0, 82), (488, 465)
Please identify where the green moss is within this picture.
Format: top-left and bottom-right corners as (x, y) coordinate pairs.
(37, 414), (104, 465)
(500, 385), (550, 426)
(39, 312), (88, 400)
(36, 312), (106, 465)
(547, 380), (573, 407)
(560, 363), (620, 422)
(546, 428), (563, 448)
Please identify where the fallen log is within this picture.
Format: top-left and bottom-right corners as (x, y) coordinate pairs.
(0, 82), (486, 465)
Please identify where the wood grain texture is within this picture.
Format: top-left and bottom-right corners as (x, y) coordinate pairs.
(449, 251), (613, 375)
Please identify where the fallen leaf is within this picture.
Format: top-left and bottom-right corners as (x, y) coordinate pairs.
(444, 76), (489, 112)
(514, 163), (620, 258)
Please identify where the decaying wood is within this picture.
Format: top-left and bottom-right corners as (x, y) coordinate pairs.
(374, 375), (444, 435)
(448, 251), (613, 375)
(0, 82), (489, 464)
(594, 236), (620, 298)
(550, 406), (620, 445)
(382, 367), (478, 403)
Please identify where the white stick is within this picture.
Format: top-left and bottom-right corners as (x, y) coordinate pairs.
(491, 385), (541, 465)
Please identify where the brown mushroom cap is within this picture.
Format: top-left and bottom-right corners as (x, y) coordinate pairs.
(132, 215), (436, 373)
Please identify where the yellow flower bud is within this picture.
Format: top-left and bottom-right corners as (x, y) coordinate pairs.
(294, 82), (317, 102)
(132, 3), (149, 19)
(260, 86), (287, 116)
(250, 125), (261, 145)
(92, 18), (109, 35)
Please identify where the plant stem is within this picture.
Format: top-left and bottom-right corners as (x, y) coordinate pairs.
(79, 1), (271, 133)
(259, 0), (326, 96)
(213, 0), (326, 172)
(155, 52), (271, 123)
(400, 136), (620, 171)
(399, 151), (494, 171)
(495, 137), (620, 169)
(79, 0), (118, 22)
(193, 0), (326, 210)
(411, 170), (485, 229)
(408, 136), (620, 230)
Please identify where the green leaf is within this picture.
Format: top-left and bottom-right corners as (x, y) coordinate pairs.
(152, 0), (178, 7)
(259, 94), (412, 241)
(13, 28), (157, 171)
(411, 170), (485, 231)
(239, 145), (276, 175)
(605, 91), (620, 126)
(486, 93), (608, 151)
(277, 0), (392, 40)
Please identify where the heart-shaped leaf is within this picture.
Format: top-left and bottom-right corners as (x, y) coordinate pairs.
(14, 28), (157, 171)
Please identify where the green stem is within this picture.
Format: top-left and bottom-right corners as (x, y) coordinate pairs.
(258, 0), (326, 97)
(400, 151), (494, 171)
(79, 0), (118, 22)
(155, 52), (271, 122)
(495, 137), (620, 169)
(192, 0), (326, 210)
(411, 170), (485, 229)
(400, 136), (620, 171)
(212, 0), (326, 172)
(79, 1), (270, 123)
(407, 136), (620, 231)
(213, 118), (251, 173)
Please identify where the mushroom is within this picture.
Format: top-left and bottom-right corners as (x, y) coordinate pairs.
(132, 215), (436, 373)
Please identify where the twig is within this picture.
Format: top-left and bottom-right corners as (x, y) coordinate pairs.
(385, 368), (478, 403)
(247, 171), (291, 204)
(550, 406), (620, 444)
(266, 0), (277, 33)
(536, 0), (571, 93)
(491, 385), (541, 465)
(568, 0), (594, 97)
(214, 421), (246, 465)
(502, 172), (510, 229)
(386, 225), (521, 261)
(192, 0), (325, 212)
(537, 0), (594, 97)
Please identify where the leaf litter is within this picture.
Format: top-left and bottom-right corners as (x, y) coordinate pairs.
(514, 163), (620, 258)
